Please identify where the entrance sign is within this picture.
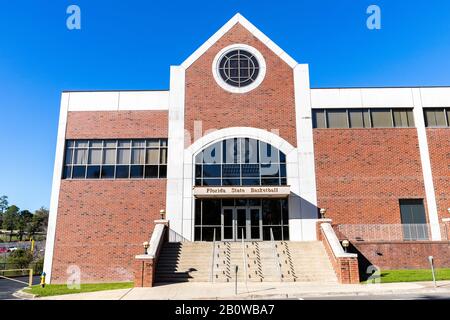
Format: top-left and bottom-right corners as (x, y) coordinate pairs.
(193, 186), (290, 198)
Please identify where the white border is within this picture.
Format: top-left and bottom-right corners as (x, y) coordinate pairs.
(181, 13), (297, 70)
(212, 44), (266, 94)
(43, 92), (70, 283)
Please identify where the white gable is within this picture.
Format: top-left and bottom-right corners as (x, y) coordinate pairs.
(180, 13), (298, 69)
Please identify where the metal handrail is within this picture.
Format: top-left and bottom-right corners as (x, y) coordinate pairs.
(270, 228), (282, 282)
(210, 228), (216, 283)
(241, 229), (248, 290)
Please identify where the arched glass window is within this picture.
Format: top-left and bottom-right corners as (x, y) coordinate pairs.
(194, 138), (287, 186)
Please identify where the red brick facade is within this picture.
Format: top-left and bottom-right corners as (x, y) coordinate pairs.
(314, 128), (427, 225)
(51, 180), (166, 283)
(427, 128), (450, 221)
(352, 241), (450, 270)
(184, 23), (297, 147)
(66, 110), (168, 139)
(50, 110), (168, 283)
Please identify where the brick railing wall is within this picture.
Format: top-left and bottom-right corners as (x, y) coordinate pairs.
(134, 220), (168, 287)
(316, 219), (360, 284)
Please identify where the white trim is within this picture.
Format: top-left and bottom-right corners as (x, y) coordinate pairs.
(165, 66), (186, 242)
(181, 13), (297, 70)
(412, 88), (442, 240)
(293, 64), (319, 241)
(66, 91), (169, 111)
(186, 127), (295, 155)
(212, 44), (266, 94)
(43, 93), (70, 283)
(182, 127), (298, 241)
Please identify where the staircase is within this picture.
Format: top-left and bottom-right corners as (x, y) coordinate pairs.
(155, 241), (337, 284)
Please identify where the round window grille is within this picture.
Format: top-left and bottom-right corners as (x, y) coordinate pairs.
(218, 49), (260, 88)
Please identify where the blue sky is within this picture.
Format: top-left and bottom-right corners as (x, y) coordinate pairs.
(1, 0), (450, 211)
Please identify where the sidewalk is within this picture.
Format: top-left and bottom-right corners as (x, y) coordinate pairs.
(34, 280), (450, 300)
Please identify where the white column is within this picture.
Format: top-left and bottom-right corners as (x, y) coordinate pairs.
(166, 66), (187, 241)
(43, 92), (70, 283)
(412, 88), (441, 240)
(293, 64), (318, 240)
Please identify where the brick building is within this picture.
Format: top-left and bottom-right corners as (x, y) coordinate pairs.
(44, 14), (450, 284)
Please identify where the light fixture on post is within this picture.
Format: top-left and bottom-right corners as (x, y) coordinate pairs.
(143, 241), (149, 255)
(320, 208), (327, 219)
(160, 209), (166, 220)
(342, 239), (350, 253)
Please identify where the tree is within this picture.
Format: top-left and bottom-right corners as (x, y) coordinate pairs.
(0, 195), (8, 213)
(2, 205), (19, 241)
(27, 207), (49, 238)
(17, 210), (33, 241)
(7, 249), (33, 269)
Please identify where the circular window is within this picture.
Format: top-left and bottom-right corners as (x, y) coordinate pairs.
(212, 44), (266, 93)
(218, 50), (259, 88)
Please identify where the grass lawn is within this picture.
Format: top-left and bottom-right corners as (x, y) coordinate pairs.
(363, 268), (450, 283)
(24, 282), (134, 297)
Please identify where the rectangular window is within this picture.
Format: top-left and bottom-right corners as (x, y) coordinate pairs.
(312, 109), (326, 128)
(393, 109), (415, 127)
(424, 108), (448, 127)
(313, 108), (415, 129)
(399, 199), (429, 241)
(62, 139), (168, 180)
(326, 109), (348, 128)
(371, 109), (393, 128)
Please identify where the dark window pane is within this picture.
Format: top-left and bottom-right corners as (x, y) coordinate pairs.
(312, 110), (326, 128)
(222, 178), (241, 186)
(280, 178), (287, 185)
(242, 164), (259, 177)
(130, 165), (144, 178)
(279, 164), (286, 178)
(159, 165), (167, 178)
(101, 165), (115, 179)
(281, 199), (289, 223)
(283, 226), (290, 241)
(64, 148), (73, 165)
(202, 179), (221, 186)
(248, 199), (262, 206)
(72, 166), (86, 179)
(116, 165), (129, 179)
(279, 152), (286, 163)
(86, 166), (101, 179)
(194, 227), (201, 241)
(326, 109), (348, 128)
(145, 165), (158, 178)
(261, 178), (280, 185)
(195, 165), (202, 178)
(62, 166), (72, 179)
(202, 200), (221, 225)
(262, 200), (281, 225)
(203, 164), (221, 178)
(222, 164), (240, 177)
(242, 178), (260, 186)
(371, 109), (393, 128)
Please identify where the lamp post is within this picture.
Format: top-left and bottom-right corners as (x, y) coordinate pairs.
(320, 208), (327, 219)
(342, 239), (350, 253)
(160, 209), (166, 220)
(143, 241), (149, 255)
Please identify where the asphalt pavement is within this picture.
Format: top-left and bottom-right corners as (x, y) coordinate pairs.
(0, 275), (40, 300)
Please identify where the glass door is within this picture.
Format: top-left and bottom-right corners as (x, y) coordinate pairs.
(221, 207), (234, 241)
(249, 207), (262, 241)
(236, 207), (247, 240)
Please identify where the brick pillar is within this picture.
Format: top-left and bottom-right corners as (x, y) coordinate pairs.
(443, 218), (450, 241)
(133, 219), (169, 287)
(134, 255), (154, 287)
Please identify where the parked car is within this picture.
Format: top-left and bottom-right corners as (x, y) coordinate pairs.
(0, 247), (8, 253)
(7, 247), (18, 252)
